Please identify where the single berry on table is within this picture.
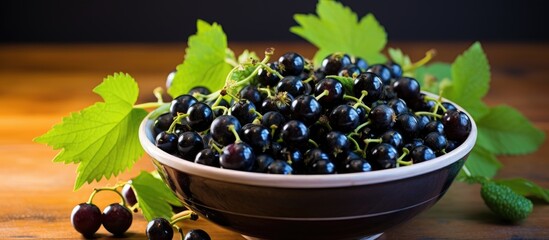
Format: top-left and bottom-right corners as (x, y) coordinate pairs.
(101, 203), (133, 236)
(70, 203), (102, 237)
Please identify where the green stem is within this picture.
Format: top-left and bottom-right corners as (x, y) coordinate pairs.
(87, 184), (126, 207)
(403, 49), (436, 72)
(415, 111), (442, 119)
(231, 49), (274, 89)
(343, 94), (360, 102)
(347, 134), (361, 152)
(354, 120), (371, 134)
(167, 113), (189, 133)
(308, 139), (319, 148)
(315, 89), (329, 101)
(228, 125), (242, 143)
(396, 148), (412, 167)
(134, 102), (164, 109)
(258, 62), (284, 80)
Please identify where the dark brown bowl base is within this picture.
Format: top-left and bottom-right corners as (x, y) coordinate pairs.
(152, 156), (467, 240)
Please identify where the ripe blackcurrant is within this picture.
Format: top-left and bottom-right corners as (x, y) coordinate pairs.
(71, 203), (102, 237)
(146, 218), (174, 240)
(278, 52), (305, 76)
(101, 203), (133, 236)
(220, 142), (255, 171)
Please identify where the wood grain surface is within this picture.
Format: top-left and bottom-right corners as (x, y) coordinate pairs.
(0, 42), (548, 239)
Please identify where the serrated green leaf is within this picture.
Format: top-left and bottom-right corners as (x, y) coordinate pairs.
(494, 178), (549, 202)
(414, 62), (451, 93)
(168, 20), (232, 98)
(445, 42), (490, 119)
(238, 49), (259, 65)
(388, 48), (411, 67)
(34, 73), (148, 190)
(477, 105), (545, 155)
(457, 144), (502, 180)
(132, 171), (183, 221)
(291, 0), (387, 66)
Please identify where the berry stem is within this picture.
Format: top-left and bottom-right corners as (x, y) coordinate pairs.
(231, 49), (274, 90)
(87, 184), (127, 207)
(258, 62), (284, 80)
(228, 124), (242, 143)
(315, 89), (330, 101)
(170, 210), (196, 225)
(396, 148), (412, 167)
(308, 139), (319, 148)
(415, 111), (442, 119)
(403, 49), (437, 72)
(210, 141), (223, 153)
(133, 102), (164, 109)
(354, 120), (371, 134)
(258, 87), (273, 98)
(167, 113), (189, 133)
(343, 94), (360, 103)
(347, 134), (362, 153)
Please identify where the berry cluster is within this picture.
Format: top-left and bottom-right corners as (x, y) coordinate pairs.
(70, 184), (210, 240)
(154, 50), (472, 174)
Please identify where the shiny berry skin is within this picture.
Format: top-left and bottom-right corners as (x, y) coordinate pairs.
(186, 102), (214, 132)
(442, 110), (472, 143)
(354, 57), (368, 71)
(323, 131), (350, 158)
(121, 184), (137, 208)
(254, 154), (275, 173)
(220, 142), (255, 171)
(394, 112), (420, 140)
(314, 77), (344, 107)
(329, 104), (360, 133)
(403, 138), (424, 151)
(386, 61), (403, 79)
(353, 72), (383, 104)
(230, 99), (258, 125)
(210, 115), (242, 146)
(367, 64), (392, 85)
(278, 52), (305, 76)
(239, 85), (263, 109)
(178, 131), (205, 161)
(291, 95), (322, 126)
(280, 147), (304, 173)
(342, 152), (372, 173)
(241, 124), (272, 152)
(281, 120), (309, 149)
(261, 111), (286, 139)
(423, 120), (444, 135)
(304, 148), (335, 174)
(71, 203), (102, 237)
(101, 203), (133, 236)
(153, 112), (174, 136)
(188, 86), (211, 96)
(392, 77), (421, 102)
(368, 104), (396, 132)
(424, 131), (448, 153)
(276, 76), (305, 97)
(387, 98), (409, 116)
(411, 145), (436, 163)
(155, 131), (178, 154)
(260, 92), (294, 116)
(368, 143), (398, 170)
(320, 53), (352, 75)
(146, 218), (173, 240)
(257, 62), (281, 87)
(184, 229), (211, 240)
(170, 94), (198, 117)
(339, 64), (362, 78)
(267, 160), (294, 174)
(380, 130), (404, 150)
(194, 148), (220, 167)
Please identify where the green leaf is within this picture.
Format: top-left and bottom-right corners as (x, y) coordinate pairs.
(237, 49), (259, 64)
(291, 0), (387, 66)
(131, 171), (183, 221)
(414, 62), (452, 94)
(494, 178), (549, 202)
(168, 20), (232, 98)
(34, 73), (148, 190)
(457, 145), (502, 181)
(388, 48), (411, 67)
(444, 42), (490, 119)
(477, 105), (545, 155)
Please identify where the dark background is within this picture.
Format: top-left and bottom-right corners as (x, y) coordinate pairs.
(1, 0), (548, 43)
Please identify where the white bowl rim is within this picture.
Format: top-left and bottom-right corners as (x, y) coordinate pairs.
(139, 92), (477, 188)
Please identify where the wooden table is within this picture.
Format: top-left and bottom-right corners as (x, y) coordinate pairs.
(1, 42), (548, 239)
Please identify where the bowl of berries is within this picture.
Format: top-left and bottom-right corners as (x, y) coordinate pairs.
(139, 51), (477, 240)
